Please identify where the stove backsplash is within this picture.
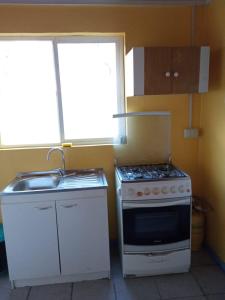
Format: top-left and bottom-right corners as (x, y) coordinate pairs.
(114, 114), (171, 165)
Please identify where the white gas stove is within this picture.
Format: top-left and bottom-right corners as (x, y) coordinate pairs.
(116, 164), (191, 200)
(115, 163), (192, 278)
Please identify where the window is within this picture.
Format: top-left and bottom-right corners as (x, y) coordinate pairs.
(0, 36), (125, 147)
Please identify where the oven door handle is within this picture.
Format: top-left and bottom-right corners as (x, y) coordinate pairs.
(123, 198), (190, 209)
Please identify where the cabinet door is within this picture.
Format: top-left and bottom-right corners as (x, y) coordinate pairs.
(172, 47), (200, 94)
(56, 197), (110, 276)
(144, 47), (172, 95)
(2, 201), (60, 280)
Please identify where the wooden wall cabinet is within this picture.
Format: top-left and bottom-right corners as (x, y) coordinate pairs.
(126, 46), (210, 96)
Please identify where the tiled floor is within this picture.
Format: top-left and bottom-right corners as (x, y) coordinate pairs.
(0, 249), (225, 300)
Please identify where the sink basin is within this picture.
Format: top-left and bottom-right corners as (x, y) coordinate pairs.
(2, 169), (107, 194)
(13, 175), (60, 191)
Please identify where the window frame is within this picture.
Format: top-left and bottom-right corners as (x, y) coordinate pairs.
(0, 35), (126, 148)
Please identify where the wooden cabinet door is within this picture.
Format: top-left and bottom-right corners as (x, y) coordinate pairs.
(2, 201), (60, 280)
(172, 47), (200, 94)
(56, 196), (110, 276)
(144, 47), (172, 95)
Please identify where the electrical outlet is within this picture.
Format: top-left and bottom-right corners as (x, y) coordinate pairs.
(184, 128), (199, 139)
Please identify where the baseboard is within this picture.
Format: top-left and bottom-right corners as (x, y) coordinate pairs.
(205, 245), (225, 273)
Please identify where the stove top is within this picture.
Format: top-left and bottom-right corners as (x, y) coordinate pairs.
(116, 164), (187, 182)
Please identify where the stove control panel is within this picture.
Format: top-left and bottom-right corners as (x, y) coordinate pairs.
(123, 179), (192, 200)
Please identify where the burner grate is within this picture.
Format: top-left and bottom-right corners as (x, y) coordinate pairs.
(117, 164), (186, 182)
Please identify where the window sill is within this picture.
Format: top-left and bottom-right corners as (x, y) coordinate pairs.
(0, 143), (116, 151)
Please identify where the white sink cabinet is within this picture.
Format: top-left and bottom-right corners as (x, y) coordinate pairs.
(1, 188), (110, 288)
(57, 197), (110, 276)
(2, 201), (60, 281)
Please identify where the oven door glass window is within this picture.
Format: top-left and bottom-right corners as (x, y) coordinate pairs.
(123, 205), (190, 246)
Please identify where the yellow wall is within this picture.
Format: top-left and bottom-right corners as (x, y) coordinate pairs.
(196, 0), (225, 261)
(0, 4), (200, 239)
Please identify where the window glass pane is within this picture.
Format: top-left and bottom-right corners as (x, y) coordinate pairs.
(58, 42), (119, 140)
(0, 41), (60, 146)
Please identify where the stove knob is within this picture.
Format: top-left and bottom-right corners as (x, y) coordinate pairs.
(178, 185), (185, 193)
(137, 191), (143, 197)
(161, 186), (169, 194)
(152, 187), (160, 195)
(170, 186), (176, 193)
(144, 188), (151, 195)
(128, 188), (135, 197)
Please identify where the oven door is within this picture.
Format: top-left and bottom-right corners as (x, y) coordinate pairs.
(122, 197), (191, 253)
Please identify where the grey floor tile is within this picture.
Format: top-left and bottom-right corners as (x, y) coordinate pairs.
(72, 279), (115, 300)
(0, 287), (11, 300)
(191, 250), (215, 267)
(168, 297), (206, 300)
(192, 266), (225, 295)
(10, 287), (30, 300)
(29, 283), (72, 300)
(114, 276), (160, 300)
(111, 255), (122, 278)
(155, 272), (203, 299)
(207, 295), (225, 300)
(206, 294), (225, 300)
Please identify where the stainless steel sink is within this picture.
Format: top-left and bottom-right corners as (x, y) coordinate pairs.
(12, 175), (60, 191)
(2, 169), (107, 194)
(60, 170), (103, 188)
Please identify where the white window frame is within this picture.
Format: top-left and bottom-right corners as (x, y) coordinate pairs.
(0, 35), (126, 148)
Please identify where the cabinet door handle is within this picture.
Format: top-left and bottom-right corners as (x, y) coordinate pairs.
(61, 204), (78, 208)
(35, 206), (52, 210)
(165, 71), (171, 78)
(173, 72), (179, 78)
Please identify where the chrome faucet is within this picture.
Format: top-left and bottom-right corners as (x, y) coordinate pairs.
(47, 147), (66, 175)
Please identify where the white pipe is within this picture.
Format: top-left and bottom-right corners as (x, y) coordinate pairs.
(188, 6), (196, 129)
(191, 5), (196, 46)
(188, 94), (193, 128)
